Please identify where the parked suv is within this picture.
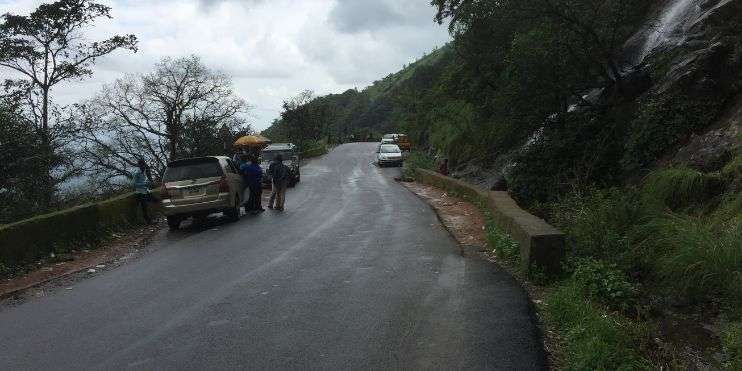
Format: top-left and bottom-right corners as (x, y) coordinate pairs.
(260, 143), (300, 187)
(160, 156), (243, 230)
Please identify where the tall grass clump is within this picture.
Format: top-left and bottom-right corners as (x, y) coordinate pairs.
(545, 281), (650, 370)
(723, 321), (742, 370)
(549, 188), (644, 271)
(484, 216), (519, 263)
(640, 213), (742, 303)
(641, 168), (724, 211)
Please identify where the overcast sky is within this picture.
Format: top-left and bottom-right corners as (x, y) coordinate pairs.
(0, 0), (451, 131)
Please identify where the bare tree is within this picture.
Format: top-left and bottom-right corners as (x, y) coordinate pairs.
(76, 56), (250, 184)
(0, 0), (137, 207)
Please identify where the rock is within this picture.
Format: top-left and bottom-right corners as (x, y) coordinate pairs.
(672, 97), (742, 171)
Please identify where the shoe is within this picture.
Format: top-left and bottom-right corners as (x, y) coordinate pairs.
(267, 205), (274, 209)
(276, 207), (284, 211)
(258, 208), (265, 212)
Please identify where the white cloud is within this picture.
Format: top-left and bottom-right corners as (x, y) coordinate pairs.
(0, 0), (451, 130)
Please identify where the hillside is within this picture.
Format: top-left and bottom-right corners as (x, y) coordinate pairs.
(260, 45), (451, 144)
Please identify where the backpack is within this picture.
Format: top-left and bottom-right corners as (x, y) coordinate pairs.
(271, 162), (288, 183)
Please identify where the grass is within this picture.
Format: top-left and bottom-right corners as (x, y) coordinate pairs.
(723, 321), (742, 370)
(640, 213), (742, 303)
(402, 151), (435, 179)
(641, 168), (724, 211)
(545, 280), (650, 370)
(484, 215), (520, 264)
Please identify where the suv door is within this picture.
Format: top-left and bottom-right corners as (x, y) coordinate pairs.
(223, 158), (243, 203)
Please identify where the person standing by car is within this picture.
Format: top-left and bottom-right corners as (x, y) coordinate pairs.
(240, 156), (264, 214)
(268, 154), (289, 211)
(133, 159), (159, 224)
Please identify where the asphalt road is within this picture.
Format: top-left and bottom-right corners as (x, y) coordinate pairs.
(0, 143), (545, 370)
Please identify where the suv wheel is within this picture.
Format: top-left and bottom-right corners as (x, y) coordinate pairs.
(167, 216), (181, 230)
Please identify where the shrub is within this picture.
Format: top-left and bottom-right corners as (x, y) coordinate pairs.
(484, 217), (519, 263)
(641, 168), (725, 211)
(641, 213), (742, 302)
(572, 258), (637, 312)
(624, 94), (723, 171)
(548, 188), (644, 271)
(403, 151), (435, 178)
(722, 153), (742, 180)
(545, 281), (650, 370)
(723, 321), (742, 370)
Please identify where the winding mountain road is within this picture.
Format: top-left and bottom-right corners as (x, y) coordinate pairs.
(0, 143), (545, 370)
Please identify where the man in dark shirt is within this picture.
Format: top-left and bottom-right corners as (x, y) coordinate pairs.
(267, 154), (289, 211)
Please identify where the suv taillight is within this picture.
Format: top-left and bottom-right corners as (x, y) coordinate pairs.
(218, 177), (229, 193)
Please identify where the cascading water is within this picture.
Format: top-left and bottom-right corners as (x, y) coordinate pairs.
(639, 0), (701, 62)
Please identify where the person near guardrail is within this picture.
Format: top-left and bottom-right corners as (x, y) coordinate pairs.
(240, 155), (265, 214)
(134, 159), (159, 224)
(267, 154), (289, 211)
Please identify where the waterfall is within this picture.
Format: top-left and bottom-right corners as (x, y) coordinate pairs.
(639, 0), (700, 61)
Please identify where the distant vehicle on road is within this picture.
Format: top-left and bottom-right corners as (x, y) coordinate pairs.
(381, 133), (411, 151)
(261, 143), (300, 187)
(160, 156), (243, 230)
(376, 144), (404, 167)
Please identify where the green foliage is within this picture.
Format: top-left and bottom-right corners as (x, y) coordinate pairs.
(624, 94), (724, 170)
(545, 280), (650, 370)
(640, 213), (742, 303)
(300, 140), (328, 159)
(484, 217), (520, 264)
(723, 321), (742, 370)
(572, 258), (637, 312)
(402, 151), (435, 179)
(509, 110), (626, 204)
(722, 152), (742, 181)
(0, 103), (47, 224)
(549, 188), (644, 270)
(641, 168), (725, 211)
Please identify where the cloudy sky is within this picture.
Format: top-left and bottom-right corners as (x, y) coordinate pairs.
(0, 0), (451, 131)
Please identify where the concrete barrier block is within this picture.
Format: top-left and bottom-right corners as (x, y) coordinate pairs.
(414, 168), (565, 274)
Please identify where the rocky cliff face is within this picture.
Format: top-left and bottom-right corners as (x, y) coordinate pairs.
(643, 0), (742, 171)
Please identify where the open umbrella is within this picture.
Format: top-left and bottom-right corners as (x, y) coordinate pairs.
(233, 135), (272, 148)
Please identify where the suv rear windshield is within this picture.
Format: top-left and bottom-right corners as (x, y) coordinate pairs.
(164, 158), (223, 182)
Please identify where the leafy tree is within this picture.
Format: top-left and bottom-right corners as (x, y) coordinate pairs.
(0, 0), (137, 207)
(0, 101), (46, 224)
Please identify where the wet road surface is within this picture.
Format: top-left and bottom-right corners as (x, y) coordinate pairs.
(0, 143), (545, 370)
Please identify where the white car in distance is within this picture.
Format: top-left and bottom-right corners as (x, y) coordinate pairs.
(376, 144), (404, 167)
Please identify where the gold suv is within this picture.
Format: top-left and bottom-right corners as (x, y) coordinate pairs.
(160, 156), (244, 230)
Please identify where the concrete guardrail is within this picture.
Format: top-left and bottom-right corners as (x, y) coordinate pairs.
(0, 192), (159, 268)
(414, 168), (565, 274)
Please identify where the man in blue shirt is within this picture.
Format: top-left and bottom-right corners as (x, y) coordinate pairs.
(240, 156), (264, 214)
(133, 159), (158, 223)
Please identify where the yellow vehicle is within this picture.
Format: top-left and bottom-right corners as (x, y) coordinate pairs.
(382, 133), (411, 151)
(396, 134), (411, 151)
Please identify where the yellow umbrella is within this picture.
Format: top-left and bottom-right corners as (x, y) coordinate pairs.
(233, 135), (272, 148)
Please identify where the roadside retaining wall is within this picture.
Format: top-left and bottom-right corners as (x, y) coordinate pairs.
(414, 168), (565, 274)
(0, 192), (159, 267)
